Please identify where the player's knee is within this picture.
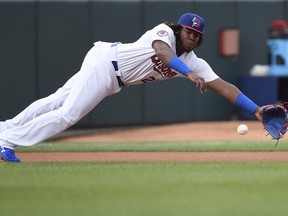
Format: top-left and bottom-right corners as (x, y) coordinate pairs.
(60, 110), (82, 126)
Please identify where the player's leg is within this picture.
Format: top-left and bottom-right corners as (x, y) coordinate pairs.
(0, 44), (120, 149)
(0, 71), (80, 133)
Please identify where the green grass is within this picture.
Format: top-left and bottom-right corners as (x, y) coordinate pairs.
(2, 140), (288, 216)
(16, 140), (288, 152)
(1, 162), (288, 216)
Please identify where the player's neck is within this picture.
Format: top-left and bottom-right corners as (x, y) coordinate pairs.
(176, 47), (185, 56)
(176, 38), (185, 56)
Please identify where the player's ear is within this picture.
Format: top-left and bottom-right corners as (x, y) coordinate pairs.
(196, 35), (204, 48)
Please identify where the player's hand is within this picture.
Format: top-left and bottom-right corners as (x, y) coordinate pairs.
(187, 72), (207, 94)
(255, 106), (264, 121)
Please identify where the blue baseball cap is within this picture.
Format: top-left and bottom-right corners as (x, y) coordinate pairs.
(177, 13), (205, 34)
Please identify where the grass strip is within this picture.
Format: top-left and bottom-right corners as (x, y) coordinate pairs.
(16, 140), (288, 152)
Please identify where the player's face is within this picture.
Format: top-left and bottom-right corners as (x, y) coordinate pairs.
(179, 27), (201, 52)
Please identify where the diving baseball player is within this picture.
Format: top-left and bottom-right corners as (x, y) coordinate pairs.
(0, 13), (267, 162)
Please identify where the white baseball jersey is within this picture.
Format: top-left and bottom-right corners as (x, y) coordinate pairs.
(116, 23), (219, 86)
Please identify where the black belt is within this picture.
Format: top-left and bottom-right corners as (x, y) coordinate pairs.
(116, 75), (125, 88)
(112, 60), (125, 88)
(111, 42), (125, 88)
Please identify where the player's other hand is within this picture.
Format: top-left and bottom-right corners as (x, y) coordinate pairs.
(187, 72), (207, 94)
(254, 106), (264, 121)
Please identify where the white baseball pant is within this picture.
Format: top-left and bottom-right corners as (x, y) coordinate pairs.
(0, 42), (121, 149)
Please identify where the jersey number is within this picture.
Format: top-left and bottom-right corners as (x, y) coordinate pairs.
(141, 77), (156, 83)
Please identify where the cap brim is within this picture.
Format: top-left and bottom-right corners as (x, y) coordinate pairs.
(181, 24), (204, 35)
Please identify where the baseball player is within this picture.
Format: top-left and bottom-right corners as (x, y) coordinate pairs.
(0, 13), (266, 162)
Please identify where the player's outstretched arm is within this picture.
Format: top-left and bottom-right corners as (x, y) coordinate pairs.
(207, 78), (241, 103)
(152, 40), (207, 93)
(207, 78), (260, 119)
(186, 72), (207, 94)
(152, 40), (176, 64)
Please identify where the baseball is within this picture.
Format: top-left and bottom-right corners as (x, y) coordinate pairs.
(237, 124), (248, 135)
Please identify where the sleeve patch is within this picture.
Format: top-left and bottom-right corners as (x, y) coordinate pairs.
(157, 30), (169, 37)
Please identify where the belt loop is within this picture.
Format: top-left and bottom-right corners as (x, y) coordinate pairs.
(111, 42), (119, 47)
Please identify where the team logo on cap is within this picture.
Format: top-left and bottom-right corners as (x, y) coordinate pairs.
(192, 17), (201, 27)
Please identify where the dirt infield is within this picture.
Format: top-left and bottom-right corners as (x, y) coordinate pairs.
(57, 121), (271, 142)
(10, 121), (288, 163)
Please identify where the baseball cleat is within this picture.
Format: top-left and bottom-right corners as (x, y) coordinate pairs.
(0, 146), (21, 163)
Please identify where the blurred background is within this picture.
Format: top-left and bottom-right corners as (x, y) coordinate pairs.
(0, 0), (287, 128)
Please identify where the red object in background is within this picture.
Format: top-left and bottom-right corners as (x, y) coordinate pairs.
(271, 19), (288, 30)
(269, 19), (288, 38)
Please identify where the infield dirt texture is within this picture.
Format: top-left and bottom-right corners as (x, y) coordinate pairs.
(15, 121), (288, 162)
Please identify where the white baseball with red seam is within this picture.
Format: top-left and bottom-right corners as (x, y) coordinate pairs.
(237, 124), (248, 135)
